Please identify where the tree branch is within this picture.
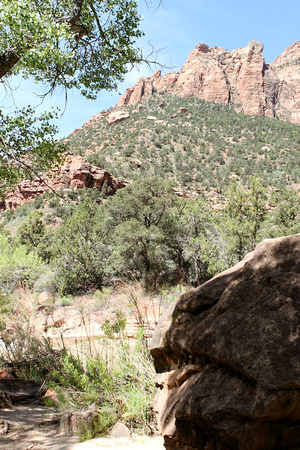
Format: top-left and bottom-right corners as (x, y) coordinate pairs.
(0, 0), (86, 80)
(0, 135), (64, 200)
(55, 0), (83, 25)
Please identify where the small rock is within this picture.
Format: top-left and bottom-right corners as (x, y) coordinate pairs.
(107, 111), (130, 126)
(130, 159), (142, 168)
(40, 389), (59, 405)
(38, 291), (53, 304)
(59, 408), (97, 436)
(109, 422), (131, 438)
(0, 370), (13, 379)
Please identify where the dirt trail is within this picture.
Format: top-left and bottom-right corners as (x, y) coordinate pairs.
(0, 405), (164, 450)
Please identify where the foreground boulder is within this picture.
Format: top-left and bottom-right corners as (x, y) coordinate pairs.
(150, 234), (300, 449)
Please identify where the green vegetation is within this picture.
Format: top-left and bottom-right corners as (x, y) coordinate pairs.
(0, 0), (145, 97)
(0, 108), (65, 193)
(66, 94), (300, 192)
(1, 175), (299, 295)
(0, 91), (299, 441)
(49, 335), (155, 436)
(0, 0), (159, 190)
(0, 233), (44, 294)
(0, 288), (156, 437)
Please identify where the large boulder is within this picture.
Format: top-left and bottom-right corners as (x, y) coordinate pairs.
(106, 110), (130, 125)
(0, 379), (47, 406)
(150, 234), (300, 449)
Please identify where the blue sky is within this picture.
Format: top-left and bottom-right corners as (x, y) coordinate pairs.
(1, 0), (299, 138)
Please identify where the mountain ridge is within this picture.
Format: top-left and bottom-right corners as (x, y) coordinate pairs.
(117, 41), (300, 125)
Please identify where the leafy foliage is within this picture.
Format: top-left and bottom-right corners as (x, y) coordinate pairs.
(0, 233), (44, 293)
(103, 177), (179, 287)
(2, 172), (300, 294)
(50, 198), (108, 293)
(0, 0), (145, 97)
(16, 210), (46, 250)
(0, 1), (160, 189)
(0, 108), (65, 193)
(223, 178), (268, 260)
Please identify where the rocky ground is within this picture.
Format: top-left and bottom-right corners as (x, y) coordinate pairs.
(0, 405), (164, 449)
(0, 288), (170, 449)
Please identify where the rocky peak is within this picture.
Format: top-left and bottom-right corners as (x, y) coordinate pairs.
(118, 41), (300, 125)
(194, 43), (210, 54)
(270, 41), (300, 125)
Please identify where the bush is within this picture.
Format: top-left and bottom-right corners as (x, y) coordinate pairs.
(0, 233), (44, 293)
(50, 199), (108, 293)
(34, 266), (58, 295)
(32, 195), (44, 209)
(48, 330), (156, 436)
(0, 290), (64, 380)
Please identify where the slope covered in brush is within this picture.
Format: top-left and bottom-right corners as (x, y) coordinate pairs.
(65, 94), (300, 194)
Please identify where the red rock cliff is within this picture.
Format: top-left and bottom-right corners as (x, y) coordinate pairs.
(2, 153), (127, 210)
(118, 41), (300, 125)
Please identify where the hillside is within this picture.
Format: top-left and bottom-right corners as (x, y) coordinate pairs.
(66, 93), (300, 195)
(3, 41), (300, 209)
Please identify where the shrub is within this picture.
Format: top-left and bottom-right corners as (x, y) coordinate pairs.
(34, 267), (58, 295)
(0, 233), (44, 293)
(48, 331), (156, 436)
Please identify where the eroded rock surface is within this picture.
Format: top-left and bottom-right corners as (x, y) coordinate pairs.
(2, 153), (127, 210)
(118, 41), (300, 125)
(106, 110), (130, 125)
(150, 234), (300, 449)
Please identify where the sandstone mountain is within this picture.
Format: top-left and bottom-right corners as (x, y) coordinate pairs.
(118, 41), (300, 125)
(3, 42), (300, 209)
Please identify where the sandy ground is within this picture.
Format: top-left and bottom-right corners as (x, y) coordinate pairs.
(71, 435), (164, 449)
(0, 406), (164, 450)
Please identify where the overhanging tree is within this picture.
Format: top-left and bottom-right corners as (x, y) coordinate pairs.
(0, 0), (145, 95)
(0, 0), (154, 191)
(0, 107), (65, 193)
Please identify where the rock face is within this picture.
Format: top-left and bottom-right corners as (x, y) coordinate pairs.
(2, 153), (127, 209)
(118, 41), (300, 125)
(150, 234), (300, 449)
(270, 42), (300, 125)
(106, 110), (130, 125)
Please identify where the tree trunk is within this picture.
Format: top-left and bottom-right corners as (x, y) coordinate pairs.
(0, 50), (20, 79)
(194, 253), (202, 286)
(0, 0), (84, 79)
